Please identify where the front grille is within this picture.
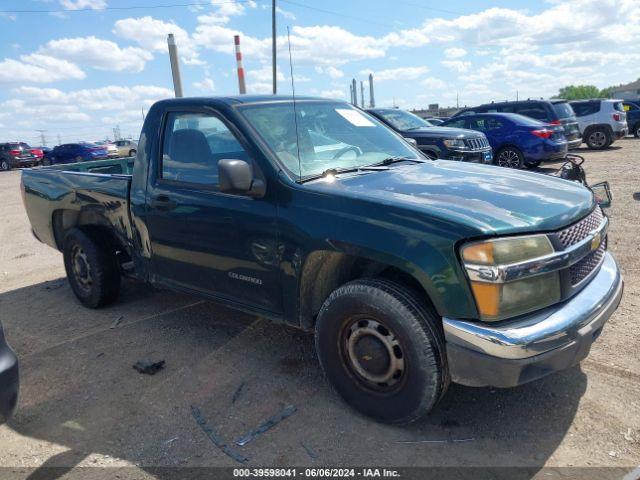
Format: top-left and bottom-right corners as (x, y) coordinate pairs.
(570, 237), (607, 285)
(465, 137), (489, 150)
(556, 207), (604, 248)
(553, 207), (607, 286)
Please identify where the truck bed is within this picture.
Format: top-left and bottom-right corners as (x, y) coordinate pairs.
(21, 158), (134, 252)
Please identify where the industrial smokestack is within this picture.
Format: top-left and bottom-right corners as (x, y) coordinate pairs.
(349, 84), (354, 104)
(167, 34), (184, 98)
(368, 73), (375, 108)
(234, 35), (247, 95)
(352, 78), (357, 106)
(360, 81), (365, 108)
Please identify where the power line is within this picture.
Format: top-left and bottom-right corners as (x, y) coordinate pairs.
(0, 0), (255, 14)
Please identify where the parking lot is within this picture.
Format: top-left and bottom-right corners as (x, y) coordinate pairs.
(0, 140), (639, 477)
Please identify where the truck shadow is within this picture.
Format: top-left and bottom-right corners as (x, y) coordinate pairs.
(1, 278), (587, 478)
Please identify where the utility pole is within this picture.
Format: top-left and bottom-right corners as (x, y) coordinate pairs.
(368, 73), (375, 108)
(456, 92), (459, 109)
(57, 134), (61, 145)
(167, 33), (184, 97)
(516, 90), (519, 101)
(272, 0), (277, 94)
(234, 35), (247, 94)
(352, 78), (357, 107)
(141, 107), (145, 122)
(36, 129), (47, 147)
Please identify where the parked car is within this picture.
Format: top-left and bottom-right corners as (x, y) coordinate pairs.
(622, 101), (640, 138)
(43, 142), (109, 165)
(0, 142), (40, 171)
(114, 139), (137, 158)
(367, 108), (493, 164)
(0, 319), (19, 425)
(441, 113), (568, 168)
(95, 141), (119, 158)
(424, 117), (446, 125)
(453, 99), (582, 150)
(570, 99), (628, 149)
(22, 95), (622, 424)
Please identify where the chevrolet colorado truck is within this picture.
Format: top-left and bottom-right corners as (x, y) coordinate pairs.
(21, 96), (623, 424)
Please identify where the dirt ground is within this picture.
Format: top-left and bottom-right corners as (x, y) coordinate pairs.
(0, 139), (639, 479)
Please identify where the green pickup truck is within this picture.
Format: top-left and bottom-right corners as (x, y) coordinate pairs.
(21, 96), (623, 424)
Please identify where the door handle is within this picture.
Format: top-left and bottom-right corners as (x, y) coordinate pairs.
(151, 195), (177, 210)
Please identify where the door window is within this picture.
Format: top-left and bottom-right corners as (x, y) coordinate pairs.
(514, 104), (548, 121)
(444, 118), (466, 128)
(160, 112), (248, 186)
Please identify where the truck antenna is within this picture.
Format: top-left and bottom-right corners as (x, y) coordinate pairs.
(287, 26), (302, 182)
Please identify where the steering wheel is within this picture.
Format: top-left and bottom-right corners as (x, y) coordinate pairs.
(332, 146), (362, 159)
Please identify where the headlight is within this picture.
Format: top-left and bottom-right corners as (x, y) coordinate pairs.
(443, 138), (467, 149)
(460, 235), (561, 321)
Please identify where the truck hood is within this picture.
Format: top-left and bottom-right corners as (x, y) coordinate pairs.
(401, 126), (480, 139)
(309, 160), (595, 236)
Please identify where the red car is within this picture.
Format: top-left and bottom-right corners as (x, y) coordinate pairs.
(0, 142), (40, 171)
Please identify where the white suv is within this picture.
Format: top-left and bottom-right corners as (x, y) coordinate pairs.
(570, 99), (628, 149)
(114, 139), (137, 158)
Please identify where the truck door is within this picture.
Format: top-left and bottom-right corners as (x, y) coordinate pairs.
(144, 109), (282, 314)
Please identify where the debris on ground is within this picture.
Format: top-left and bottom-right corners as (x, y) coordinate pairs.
(236, 404), (297, 447)
(191, 406), (248, 464)
(43, 279), (66, 290)
(301, 442), (318, 459)
(231, 381), (246, 404)
(396, 438), (475, 444)
(110, 315), (124, 329)
(608, 451), (619, 458)
(133, 360), (165, 375)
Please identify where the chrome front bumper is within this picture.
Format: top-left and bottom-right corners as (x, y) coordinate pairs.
(443, 252), (623, 387)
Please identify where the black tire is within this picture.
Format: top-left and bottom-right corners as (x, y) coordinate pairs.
(315, 278), (449, 424)
(42, 158), (51, 166)
(63, 228), (121, 308)
(585, 127), (611, 149)
(0, 159), (10, 171)
(129, 149), (136, 157)
(495, 146), (525, 168)
(634, 123), (640, 139)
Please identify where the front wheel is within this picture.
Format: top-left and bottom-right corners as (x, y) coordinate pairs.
(63, 228), (121, 308)
(129, 149), (136, 157)
(634, 124), (640, 138)
(495, 147), (525, 168)
(1, 160), (10, 171)
(315, 278), (449, 424)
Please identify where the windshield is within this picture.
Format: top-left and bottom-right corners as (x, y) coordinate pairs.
(552, 102), (575, 119)
(239, 101), (421, 179)
(373, 109), (433, 130)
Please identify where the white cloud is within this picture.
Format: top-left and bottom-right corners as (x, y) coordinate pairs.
(320, 89), (346, 100)
(197, 0), (257, 25)
(444, 47), (467, 59)
(361, 66), (429, 82)
(193, 77), (216, 92)
(441, 60), (471, 72)
(421, 77), (447, 90)
(0, 54), (85, 84)
(113, 17), (202, 65)
(316, 66), (344, 79)
(59, 0), (106, 9)
(39, 36), (153, 72)
(248, 65), (285, 82)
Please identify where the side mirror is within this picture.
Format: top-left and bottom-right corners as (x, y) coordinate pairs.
(218, 159), (265, 198)
(403, 137), (418, 147)
(591, 181), (612, 208)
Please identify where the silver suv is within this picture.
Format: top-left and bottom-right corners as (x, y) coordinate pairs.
(570, 99), (628, 149)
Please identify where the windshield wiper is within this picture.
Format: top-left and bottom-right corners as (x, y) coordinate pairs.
(367, 156), (429, 167)
(299, 165), (389, 183)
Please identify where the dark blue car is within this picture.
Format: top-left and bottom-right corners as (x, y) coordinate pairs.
(441, 113), (568, 169)
(43, 142), (109, 166)
(623, 101), (640, 138)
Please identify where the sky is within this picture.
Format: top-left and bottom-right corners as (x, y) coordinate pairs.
(0, 0), (638, 146)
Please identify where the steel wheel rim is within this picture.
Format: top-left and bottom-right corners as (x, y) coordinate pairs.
(1, 161), (8, 170)
(341, 318), (405, 392)
(498, 149), (520, 168)
(71, 245), (92, 292)
(589, 131), (606, 147)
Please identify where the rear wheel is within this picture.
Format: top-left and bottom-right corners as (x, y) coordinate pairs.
(634, 123), (640, 138)
(63, 228), (121, 308)
(586, 128), (610, 149)
(129, 149), (136, 157)
(315, 278), (448, 424)
(495, 147), (525, 168)
(1, 160), (10, 171)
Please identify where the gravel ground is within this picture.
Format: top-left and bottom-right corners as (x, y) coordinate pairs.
(0, 139), (638, 478)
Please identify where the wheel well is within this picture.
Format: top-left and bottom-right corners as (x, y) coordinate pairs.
(298, 251), (432, 330)
(52, 210), (126, 256)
